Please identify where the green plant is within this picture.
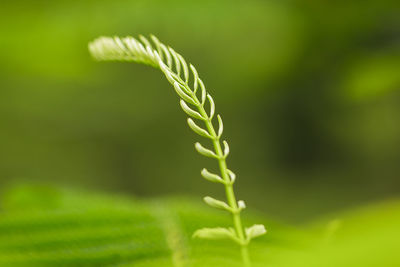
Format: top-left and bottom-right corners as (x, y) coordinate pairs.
(88, 35), (266, 266)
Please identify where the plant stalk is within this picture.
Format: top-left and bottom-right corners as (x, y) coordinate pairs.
(197, 103), (251, 267)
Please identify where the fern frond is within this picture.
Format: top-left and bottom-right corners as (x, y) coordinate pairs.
(89, 35), (266, 266)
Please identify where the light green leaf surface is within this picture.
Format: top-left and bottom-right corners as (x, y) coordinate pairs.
(0, 185), (399, 266)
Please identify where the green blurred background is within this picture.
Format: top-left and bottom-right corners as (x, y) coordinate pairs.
(0, 0), (399, 223)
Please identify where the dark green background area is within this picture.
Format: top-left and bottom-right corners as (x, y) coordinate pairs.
(0, 0), (399, 223)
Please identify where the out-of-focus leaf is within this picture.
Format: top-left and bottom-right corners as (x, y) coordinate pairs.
(0, 185), (307, 267)
(0, 185), (399, 266)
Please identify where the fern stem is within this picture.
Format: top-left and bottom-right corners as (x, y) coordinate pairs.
(241, 245), (251, 267)
(196, 102), (250, 266)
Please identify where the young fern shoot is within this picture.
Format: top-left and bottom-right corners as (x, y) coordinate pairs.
(89, 35), (266, 266)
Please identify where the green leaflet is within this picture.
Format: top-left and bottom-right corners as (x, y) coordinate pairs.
(187, 118), (213, 139)
(245, 225), (267, 241)
(180, 100), (204, 120)
(203, 196), (233, 213)
(194, 142), (218, 159)
(192, 227), (238, 243)
(201, 168), (225, 184)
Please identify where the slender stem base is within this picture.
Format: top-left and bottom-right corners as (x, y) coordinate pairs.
(241, 245), (251, 267)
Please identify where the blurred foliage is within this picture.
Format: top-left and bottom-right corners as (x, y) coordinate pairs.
(0, 0), (399, 224)
(0, 185), (399, 266)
